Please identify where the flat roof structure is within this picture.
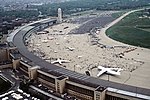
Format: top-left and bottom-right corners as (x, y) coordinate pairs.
(0, 43), (8, 48)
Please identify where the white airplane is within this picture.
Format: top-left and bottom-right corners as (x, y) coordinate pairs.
(35, 44), (41, 46)
(66, 47), (75, 51)
(97, 66), (123, 77)
(41, 39), (49, 43)
(51, 58), (70, 65)
(47, 36), (54, 40)
(56, 42), (60, 45)
(54, 51), (57, 53)
(77, 55), (82, 59)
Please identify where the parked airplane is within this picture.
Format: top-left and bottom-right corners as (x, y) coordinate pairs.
(97, 66), (123, 77)
(51, 58), (70, 65)
(77, 55), (82, 59)
(56, 42), (60, 45)
(66, 47), (75, 51)
(35, 44), (41, 46)
(47, 36), (54, 40)
(41, 39), (49, 43)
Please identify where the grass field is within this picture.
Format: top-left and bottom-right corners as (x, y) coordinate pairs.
(106, 10), (150, 49)
(111, 11), (127, 18)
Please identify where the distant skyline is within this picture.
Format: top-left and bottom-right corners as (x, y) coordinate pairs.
(0, 0), (75, 5)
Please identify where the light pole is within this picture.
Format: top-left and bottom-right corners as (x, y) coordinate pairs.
(108, 74), (109, 81)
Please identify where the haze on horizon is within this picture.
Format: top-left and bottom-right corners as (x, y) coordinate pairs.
(0, 0), (75, 5)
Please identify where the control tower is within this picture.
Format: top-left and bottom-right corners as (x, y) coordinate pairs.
(57, 8), (62, 23)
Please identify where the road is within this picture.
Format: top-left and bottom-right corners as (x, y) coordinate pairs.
(0, 69), (20, 98)
(30, 85), (63, 100)
(0, 70), (20, 91)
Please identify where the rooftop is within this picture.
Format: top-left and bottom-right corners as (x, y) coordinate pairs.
(96, 86), (106, 92)
(57, 76), (68, 80)
(0, 43), (8, 48)
(69, 77), (99, 89)
(39, 68), (63, 77)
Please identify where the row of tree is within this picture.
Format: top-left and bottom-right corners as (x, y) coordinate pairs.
(33, 0), (150, 16)
(0, 10), (39, 19)
(0, 0), (149, 19)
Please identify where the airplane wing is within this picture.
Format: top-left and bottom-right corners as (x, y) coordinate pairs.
(61, 60), (70, 63)
(51, 61), (58, 64)
(58, 60), (62, 65)
(97, 70), (106, 77)
(110, 68), (120, 70)
(108, 70), (121, 75)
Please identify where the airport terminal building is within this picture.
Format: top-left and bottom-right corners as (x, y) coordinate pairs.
(0, 18), (150, 100)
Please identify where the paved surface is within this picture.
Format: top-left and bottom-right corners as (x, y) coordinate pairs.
(11, 16), (150, 98)
(71, 16), (115, 34)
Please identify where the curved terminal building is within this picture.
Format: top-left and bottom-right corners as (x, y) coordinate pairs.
(0, 17), (149, 100)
